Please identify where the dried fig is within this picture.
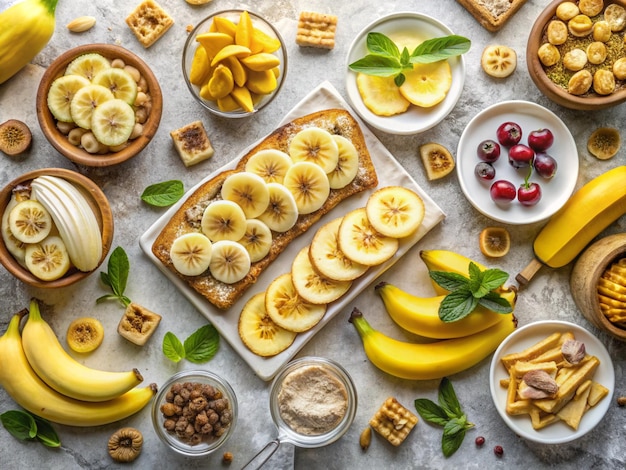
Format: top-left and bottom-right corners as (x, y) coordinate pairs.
(0, 119), (32, 156)
(108, 427), (143, 462)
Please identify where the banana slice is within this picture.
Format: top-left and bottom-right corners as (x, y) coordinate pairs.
(209, 240), (251, 284)
(481, 45), (517, 78)
(265, 273), (327, 332)
(24, 235), (71, 281)
(169, 232), (213, 276)
(327, 135), (359, 189)
(47, 75), (91, 122)
(238, 292), (296, 357)
(587, 127), (620, 160)
(238, 219), (272, 262)
(365, 186), (425, 239)
(308, 217), (368, 282)
(90, 98), (136, 147)
(282, 161), (330, 215)
(1, 194), (27, 265)
(337, 208), (399, 266)
(201, 200), (247, 242)
(291, 247), (352, 305)
(8, 200), (53, 244)
(69, 84), (114, 129)
(257, 182), (299, 233)
(65, 53), (111, 81)
(66, 317), (105, 353)
(244, 149), (292, 184)
(221, 172), (270, 218)
(92, 67), (138, 105)
(288, 127), (339, 173)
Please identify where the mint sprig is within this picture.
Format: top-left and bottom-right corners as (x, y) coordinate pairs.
(429, 262), (512, 322)
(141, 180), (184, 207)
(1, 410), (60, 448)
(349, 32), (470, 86)
(414, 378), (473, 457)
(163, 324), (220, 364)
(97, 246), (132, 307)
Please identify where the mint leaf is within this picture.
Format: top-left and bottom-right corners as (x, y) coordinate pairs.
(438, 288), (478, 322)
(365, 32), (400, 57)
(32, 416), (60, 448)
(442, 425), (466, 457)
(438, 377), (462, 417)
(183, 324), (219, 364)
(443, 416), (467, 437)
(480, 268), (510, 291)
(414, 398), (449, 426)
(410, 35), (471, 64)
(141, 180), (184, 207)
(429, 270), (468, 292)
(163, 332), (185, 362)
(478, 291), (512, 313)
(348, 55), (403, 76)
(98, 246), (131, 307)
(1, 410), (36, 440)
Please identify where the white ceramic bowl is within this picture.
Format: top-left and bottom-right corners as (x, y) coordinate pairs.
(456, 100), (578, 225)
(345, 12), (466, 135)
(489, 320), (614, 444)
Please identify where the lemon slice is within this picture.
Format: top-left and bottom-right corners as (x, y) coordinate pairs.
(356, 73), (410, 116)
(399, 61), (452, 108)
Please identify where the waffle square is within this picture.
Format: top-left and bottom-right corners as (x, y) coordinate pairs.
(369, 397), (418, 446)
(296, 11), (338, 50)
(126, 0), (174, 48)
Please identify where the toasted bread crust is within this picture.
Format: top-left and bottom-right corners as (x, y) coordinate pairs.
(456, 0), (528, 32)
(152, 109), (378, 309)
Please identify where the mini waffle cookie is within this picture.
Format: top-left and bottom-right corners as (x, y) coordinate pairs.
(296, 11), (338, 50)
(456, 0), (528, 32)
(126, 0), (174, 48)
(369, 397), (418, 446)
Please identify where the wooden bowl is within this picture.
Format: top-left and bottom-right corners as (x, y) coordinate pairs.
(527, 0), (626, 110)
(0, 168), (114, 288)
(570, 233), (626, 342)
(36, 44), (162, 166)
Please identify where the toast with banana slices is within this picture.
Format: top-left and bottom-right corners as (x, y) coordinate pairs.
(152, 108), (378, 310)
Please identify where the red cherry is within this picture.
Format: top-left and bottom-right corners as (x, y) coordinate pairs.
(528, 128), (554, 152)
(496, 122), (522, 147)
(475, 162), (496, 181)
(517, 182), (542, 206)
(490, 180), (516, 204)
(533, 152), (558, 179)
(477, 139), (501, 162)
(508, 144), (535, 169)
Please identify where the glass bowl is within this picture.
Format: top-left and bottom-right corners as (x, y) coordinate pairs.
(182, 9), (287, 118)
(36, 44), (163, 167)
(151, 370), (238, 457)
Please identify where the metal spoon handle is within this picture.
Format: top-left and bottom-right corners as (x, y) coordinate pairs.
(240, 438), (281, 470)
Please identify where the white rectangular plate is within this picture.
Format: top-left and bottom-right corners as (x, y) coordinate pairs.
(139, 81), (446, 381)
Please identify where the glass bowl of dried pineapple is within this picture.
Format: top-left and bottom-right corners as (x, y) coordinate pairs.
(182, 10), (287, 118)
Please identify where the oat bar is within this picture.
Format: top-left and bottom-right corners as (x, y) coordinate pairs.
(126, 0), (174, 48)
(296, 11), (337, 50)
(369, 397), (418, 446)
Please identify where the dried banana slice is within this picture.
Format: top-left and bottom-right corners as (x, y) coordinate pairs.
(481, 45), (517, 78)
(66, 317), (104, 353)
(419, 142), (455, 180)
(587, 127), (620, 160)
(604, 3), (626, 32)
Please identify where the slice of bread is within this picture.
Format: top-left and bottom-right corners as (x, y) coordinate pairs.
(456, 0), (528, 32)
(152, 109), (378, 310)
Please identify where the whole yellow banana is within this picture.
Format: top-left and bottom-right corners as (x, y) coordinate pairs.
(0, 0), (59, 85)
(375, 282), (513, 339)
(419, 249), (516, 296)
(349, 307), (516, 380)
(517, 166), (626, 284)
(21, 299), (143, 402)
(0, 311), (156, 427)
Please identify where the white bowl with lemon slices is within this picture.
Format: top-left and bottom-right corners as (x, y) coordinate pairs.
(345, 12), (466, 135)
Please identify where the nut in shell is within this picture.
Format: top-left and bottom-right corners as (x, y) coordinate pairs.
(66, 16), (96, 33)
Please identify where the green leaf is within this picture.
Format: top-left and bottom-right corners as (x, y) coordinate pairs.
(442, 425), (466, 457)
(477, 291), (512, 313)
(429, 270), (469, 292)
(480, 268), (510, 292)
(410, 35), (471, 64)
(443, 416), (466, 436)
(32, 416), (60, 448)
(394, 73), (405, 87)
(107, 247), (130, 296)
(438, 288), (478, 322)
(163, 332), (185, 362)
(141, 180), (184, 207)
(438, 377), (462, 418)
(365, 31), (400, 57)
(1, 410), (36, 440)
(348, 54), (403, 76)
(414, 398), (449, 426)
(183, 324), (220, 364)
(400, 46), (410, 66)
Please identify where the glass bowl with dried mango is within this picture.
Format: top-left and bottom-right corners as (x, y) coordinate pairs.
(182, 10), (287, 118)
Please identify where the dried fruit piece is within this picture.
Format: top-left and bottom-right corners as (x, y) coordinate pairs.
(479, 227), (511, 258)
(66, 16), (96, 33)
(561, 339), (586, 364)
(587, 127), (620, 160)
(66, 317), (104, 353)
(117, 302), (162, 346)
(0, 119), (32, 155)
(481, 45), (517, 78)
(359, 426), (372, 451)
(419, 142), (455, 180)
(108, 427), (143, 462)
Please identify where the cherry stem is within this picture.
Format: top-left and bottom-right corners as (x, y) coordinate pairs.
(523, 160), (533, 188)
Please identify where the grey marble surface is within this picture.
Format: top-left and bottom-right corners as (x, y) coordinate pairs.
(0, 0), (624, 469)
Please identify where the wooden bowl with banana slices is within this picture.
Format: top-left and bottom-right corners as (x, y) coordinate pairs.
(36, 44), (162, 166)
(527, 0), (626, 110)
(0, 168), (114, 288)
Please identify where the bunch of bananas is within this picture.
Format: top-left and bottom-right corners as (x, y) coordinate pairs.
(349, 250), (517, 380)
(0, 300), (156, 426)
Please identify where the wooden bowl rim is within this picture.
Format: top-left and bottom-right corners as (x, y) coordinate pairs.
(0, 168), (114, 288)
(526, 0), (626, 110)
(36, 43), (163, 167)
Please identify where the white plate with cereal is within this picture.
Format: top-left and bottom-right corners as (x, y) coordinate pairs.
(489, 320), (614, 444)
